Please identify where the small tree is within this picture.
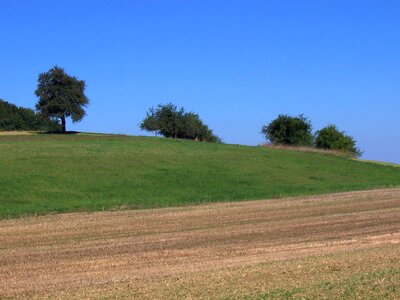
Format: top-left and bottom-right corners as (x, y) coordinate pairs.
(315, 125), (361, 157)
(35, 66), (89, 132)
(140, 103), (220, 142)
(261, 114), (313, 146)
(140, 103), (182, 138)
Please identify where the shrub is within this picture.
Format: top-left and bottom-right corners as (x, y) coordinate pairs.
(140, 103), (221, 143)
(261, 114), (313, 146)
(315, 125), (361, 157)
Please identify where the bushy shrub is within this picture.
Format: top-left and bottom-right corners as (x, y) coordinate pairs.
(140, 103), (221, 143)
(315, 125), (361, 157)
(261, 114), (313, 146)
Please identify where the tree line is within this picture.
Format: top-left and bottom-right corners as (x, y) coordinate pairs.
(1, 65), (361, 157)
(262, 114), (361, 157)
(0, 99), (60, 131)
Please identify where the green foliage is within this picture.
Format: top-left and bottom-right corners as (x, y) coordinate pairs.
(315, 125), (361, 157)
(0, 134), (399, 219)
(0, 99), (60, 131)
(262, 114), (313, 146)
(140, 103), (220, 142)
(35, 66), (89, 132)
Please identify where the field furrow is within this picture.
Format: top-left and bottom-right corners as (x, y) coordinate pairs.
(0, 188), (399, 299)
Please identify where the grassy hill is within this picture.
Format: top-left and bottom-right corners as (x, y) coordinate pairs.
(0, 133), (399, 219)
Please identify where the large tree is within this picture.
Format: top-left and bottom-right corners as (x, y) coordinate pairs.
(35, 66), (89, 132)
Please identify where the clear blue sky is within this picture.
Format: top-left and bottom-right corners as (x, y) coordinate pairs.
(1, 0), (399, 163)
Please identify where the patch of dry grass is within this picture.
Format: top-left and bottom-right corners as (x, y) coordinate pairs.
(359, 159), (400, 168)
(261, 143), (352, 158)
(0, 130), (38, 135)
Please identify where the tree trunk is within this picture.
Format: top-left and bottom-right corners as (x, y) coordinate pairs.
(61, 116), (66, 133)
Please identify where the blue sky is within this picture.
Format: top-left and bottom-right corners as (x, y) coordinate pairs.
(1, 0), (399, 163)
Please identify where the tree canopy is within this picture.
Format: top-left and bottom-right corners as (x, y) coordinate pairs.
(0, 99), (60, 131)
(261, 114), (313, 146)
(315, 125), (361, 157)
(140, 103), (221, 143)
(35, 66), (89, 132)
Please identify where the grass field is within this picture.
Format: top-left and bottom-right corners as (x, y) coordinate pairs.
(0, 133), (399, 219)
(1, 189), (399, 299)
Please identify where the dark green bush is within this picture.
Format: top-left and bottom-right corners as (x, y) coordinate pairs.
(261, 114), (313, 146)
(140, 103), (221, 143)
(315, 125), (361, 157)
(0, 99), (60, 131)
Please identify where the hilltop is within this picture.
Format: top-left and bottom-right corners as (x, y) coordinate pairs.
(0, 132), (399, 219)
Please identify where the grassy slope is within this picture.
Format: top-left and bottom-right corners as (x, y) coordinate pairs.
(0, 133), (399, 218)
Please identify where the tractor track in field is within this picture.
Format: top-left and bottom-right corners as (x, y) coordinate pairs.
(1, 188), (399, 299)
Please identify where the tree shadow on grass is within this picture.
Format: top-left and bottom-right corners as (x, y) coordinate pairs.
(39, 131), (80, 135)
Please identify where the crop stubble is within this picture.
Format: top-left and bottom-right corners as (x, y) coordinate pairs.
(0, 188), (399, 299)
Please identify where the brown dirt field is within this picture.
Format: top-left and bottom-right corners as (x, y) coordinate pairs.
(1, 189), (399, 299)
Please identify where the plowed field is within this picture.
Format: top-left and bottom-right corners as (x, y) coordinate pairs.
(1, 189), (399, 299)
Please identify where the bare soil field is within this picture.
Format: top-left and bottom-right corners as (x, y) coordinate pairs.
(1, 189), (399, 299)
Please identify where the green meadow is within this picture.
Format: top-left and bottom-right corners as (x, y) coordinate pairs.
(0, 133), (399, 219)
